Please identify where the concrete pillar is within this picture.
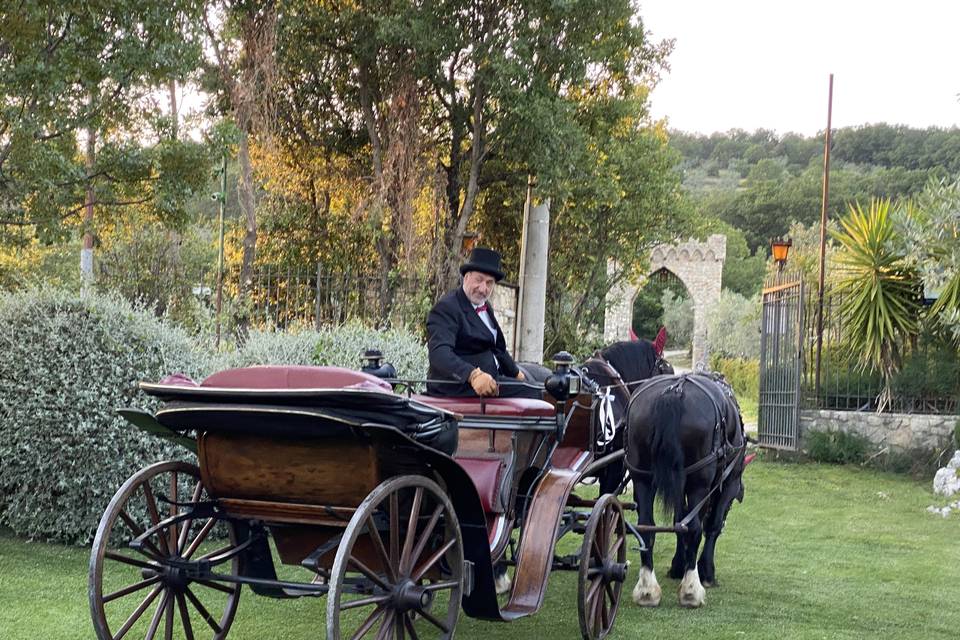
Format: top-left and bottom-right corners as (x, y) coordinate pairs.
(517, 199), (550, 362)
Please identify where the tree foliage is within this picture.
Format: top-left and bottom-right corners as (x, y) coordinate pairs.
(831, 199), (921, 406)
(0, 1), (210, 244)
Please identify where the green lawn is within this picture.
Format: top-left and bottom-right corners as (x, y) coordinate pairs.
(1, 461), (958, 639)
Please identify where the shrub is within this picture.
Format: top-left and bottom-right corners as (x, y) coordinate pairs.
(706, 290), (761, 359)
(710, 356), (759, 401)
(0, 288), (209, 544)
(661, 289), (693, 349)
(312, 321), (428, 379)
(804, 429), (871, 465)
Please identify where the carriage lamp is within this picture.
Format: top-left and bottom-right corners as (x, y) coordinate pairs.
(360, 349), (398, 380)
(361, 348), (384, 370)
(545, 351), (580, 399)
(771, 237), (792, 272)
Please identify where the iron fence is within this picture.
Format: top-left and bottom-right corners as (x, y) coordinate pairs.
(801, 283), (960, 414)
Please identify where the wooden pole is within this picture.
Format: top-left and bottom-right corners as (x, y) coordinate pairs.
(814, 74), (834, 401)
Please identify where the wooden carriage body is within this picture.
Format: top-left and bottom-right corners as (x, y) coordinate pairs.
(91, 364), (628, 639)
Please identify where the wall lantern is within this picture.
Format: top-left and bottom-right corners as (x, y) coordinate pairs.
(461, 231), (480, 253)
(771, 237), (793, 272)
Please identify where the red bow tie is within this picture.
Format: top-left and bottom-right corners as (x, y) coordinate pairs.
(475, 304), (488, 313)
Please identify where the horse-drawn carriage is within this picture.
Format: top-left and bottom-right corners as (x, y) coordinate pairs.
(89, 355), (635, 640)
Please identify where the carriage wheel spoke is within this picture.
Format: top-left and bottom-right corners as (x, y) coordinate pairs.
(591, 579), (604, 635)
(113, 585), (162, 640)
(163, 591), (174, 640)
(340, 594), (391, 611)
(389, 493), (400, 572)
(375, 609), (395, 640)
(413, 607), (449, 634)
(403, 615), (420, 640)
(103, 576), (161, 603)
(118, 510), (165, 559)
(168, 471), (179, 554)
(105, 551), (158, 572)
(142, 483), (170, 556)
(194, 579), (235, 595)
(366, 516), (397, 583)
(605, 581), (616, 604)
(400, 487), (424, 575)
(176, 593), (196, 640)
(412, 539), (455, 582)
(395, 612), (405, 640)
(422, 580), (459, 592)
(348, 555), (391, 591)
(184, 587), (223, 634)
(196, 542), (234, 563)
(183, 518), (217, 560)
(606, 535), (625, 562)
(143, 590), (169, 640)
(177, 481), (205, 553)
(599, 586), (610, 631)
(408, 505), (443, 576)
(349, 604), (386, 640)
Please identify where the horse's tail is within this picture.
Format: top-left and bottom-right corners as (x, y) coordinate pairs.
(651, 390), (685, 520)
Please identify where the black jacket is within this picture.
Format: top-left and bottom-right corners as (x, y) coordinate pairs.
(426, 288), (519, 396)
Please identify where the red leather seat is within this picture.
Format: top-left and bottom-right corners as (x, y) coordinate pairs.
(201, 365), (392, 391)
(413, 395), (555, 418)
(455, 456), (507, 513)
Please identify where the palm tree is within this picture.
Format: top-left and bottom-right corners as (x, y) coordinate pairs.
(831, 199), (921, 410)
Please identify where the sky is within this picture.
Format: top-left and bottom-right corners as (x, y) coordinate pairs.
(640, 0), (960, 136)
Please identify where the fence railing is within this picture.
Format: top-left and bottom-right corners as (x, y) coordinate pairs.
(188, 265), (518, 342)
(801, 283), (959, 414)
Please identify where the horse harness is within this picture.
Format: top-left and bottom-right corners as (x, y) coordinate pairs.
(622, 373), (747, 529)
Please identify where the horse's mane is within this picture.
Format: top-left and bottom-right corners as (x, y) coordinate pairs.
(599, 340), (658, 384)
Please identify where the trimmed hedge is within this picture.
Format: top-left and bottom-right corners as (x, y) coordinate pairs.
(312, 321), (428, 379)
(0, 288), (206, 544)
(0, 297), (430, 545)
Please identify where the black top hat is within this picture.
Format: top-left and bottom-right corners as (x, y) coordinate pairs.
(460, 247), (505, 281)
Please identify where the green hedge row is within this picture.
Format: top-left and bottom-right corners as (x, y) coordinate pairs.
(0, 289), (427, 544)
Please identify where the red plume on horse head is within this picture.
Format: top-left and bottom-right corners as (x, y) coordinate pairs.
(653, 326), (667, 356)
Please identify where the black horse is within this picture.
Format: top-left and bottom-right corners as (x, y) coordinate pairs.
(582, 339), (674, 495)
(624, 373), (747, 608)
(519, 338), (673, 495)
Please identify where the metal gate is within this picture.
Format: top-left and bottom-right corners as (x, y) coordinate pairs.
(758, 276), (804, 450)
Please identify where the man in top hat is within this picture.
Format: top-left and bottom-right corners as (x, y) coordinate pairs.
(426, 247), (536, 398)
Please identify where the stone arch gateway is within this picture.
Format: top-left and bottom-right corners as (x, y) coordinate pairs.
(603, 234), (726, 367)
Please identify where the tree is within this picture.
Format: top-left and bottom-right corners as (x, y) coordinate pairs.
(203, 0), (278, 314)
(831, 199), (921, 408)
(271, 0), (674, 299)
(0, 1), (208, 282)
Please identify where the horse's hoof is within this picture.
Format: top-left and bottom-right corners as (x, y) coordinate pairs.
(494, 571), (512, 595)
(678, 569), (706, 608)
(632, 567), (661, 607)
(632, 585), (662, 607)
(702, 578), (716, 588)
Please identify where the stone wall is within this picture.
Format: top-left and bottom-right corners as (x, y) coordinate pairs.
(491, 282), (519, 356)
(800, 409), (960, 451)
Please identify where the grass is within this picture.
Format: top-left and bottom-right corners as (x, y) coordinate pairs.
(2, 461), (959, 639)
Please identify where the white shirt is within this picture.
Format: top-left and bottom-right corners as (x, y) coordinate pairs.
(473, 303), (497, 339)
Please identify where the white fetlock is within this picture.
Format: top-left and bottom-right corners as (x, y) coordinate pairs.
(678, 568), (706, 608)
(631, 566), (661, 607)
(494, 571), (512, 595)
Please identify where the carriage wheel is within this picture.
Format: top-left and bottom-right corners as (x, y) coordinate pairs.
(89, 461), (241, 640)
(577, 494), (628, 640)
(326, 475), (464, 640)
